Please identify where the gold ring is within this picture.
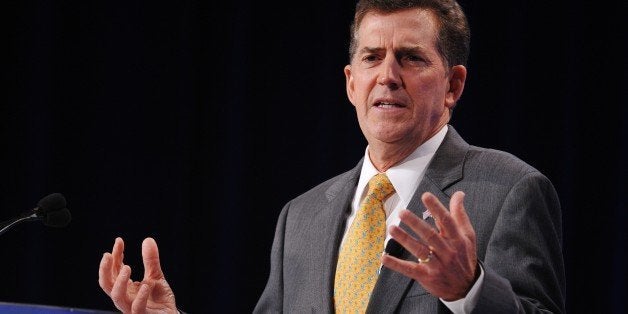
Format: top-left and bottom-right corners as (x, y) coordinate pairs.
(418, 250), (433, 263)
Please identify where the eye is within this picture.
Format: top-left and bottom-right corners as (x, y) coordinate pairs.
(362, 54), (381, 63)
(402, 54), (426, 65)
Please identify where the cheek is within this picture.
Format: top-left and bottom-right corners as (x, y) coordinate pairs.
(353, 77), (372, 98)
(350, 87), (373, 116)
(410, 79), (447, 108)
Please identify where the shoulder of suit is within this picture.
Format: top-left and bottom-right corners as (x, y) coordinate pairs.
(465, 145), (543, 179)
(289, 166), (358, 203)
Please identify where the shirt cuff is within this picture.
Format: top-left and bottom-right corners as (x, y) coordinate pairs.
(440, 264), (485, 314)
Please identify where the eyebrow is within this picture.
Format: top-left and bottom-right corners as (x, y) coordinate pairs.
(358, 47), (385, 55)
(358, 45), (428, 55)
(396, 46), (428, 55)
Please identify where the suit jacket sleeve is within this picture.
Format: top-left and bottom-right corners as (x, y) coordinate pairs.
(473, 171), (566, 313)
(254, 201), (290, 313)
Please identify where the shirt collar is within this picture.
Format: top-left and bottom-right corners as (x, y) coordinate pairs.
(357, 125), (449, 205)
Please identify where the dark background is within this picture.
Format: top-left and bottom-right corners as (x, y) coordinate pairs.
(1, 0), (626, 313)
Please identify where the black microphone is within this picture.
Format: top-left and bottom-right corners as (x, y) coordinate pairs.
(378, 239), (405, 275)
(0, 193), (72, 236)
(384, 238), (404, 258)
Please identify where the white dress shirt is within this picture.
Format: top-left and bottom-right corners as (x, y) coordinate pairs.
(340, 125), (485, 314)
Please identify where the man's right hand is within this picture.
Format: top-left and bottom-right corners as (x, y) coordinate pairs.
(98, 237), (178, 314)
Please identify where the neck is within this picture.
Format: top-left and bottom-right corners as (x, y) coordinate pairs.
(368, 124), (447, 172)
(368, 142), (419, 172)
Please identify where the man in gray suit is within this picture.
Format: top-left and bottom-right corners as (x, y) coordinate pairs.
(254, 0), (565, 313)
(97, 0), (565, 313)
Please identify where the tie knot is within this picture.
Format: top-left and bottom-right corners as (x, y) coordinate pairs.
(366, 173), (395, 202)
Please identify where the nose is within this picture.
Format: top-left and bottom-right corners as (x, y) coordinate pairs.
(377, 57), (402, 89)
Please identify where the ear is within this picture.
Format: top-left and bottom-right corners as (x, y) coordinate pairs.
(344, 64), (357, 107)
(445, 65), (467, 109)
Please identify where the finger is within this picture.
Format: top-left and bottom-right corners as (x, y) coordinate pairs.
(111, 265), (132, 313)
(131, 283), (152, 314)
(449, 191), (474, 238)
(98, 253), (114, 295)
(381, 253), (428, 280)
(142, 237), (165, 280)
(398, 209), (447, 252)
(389, 225), (433, 262)
(421, 192), (460, 238)
(111, 237), (125, 277)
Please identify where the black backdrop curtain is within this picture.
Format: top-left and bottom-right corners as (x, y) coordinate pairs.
(1, 1), (626, 313)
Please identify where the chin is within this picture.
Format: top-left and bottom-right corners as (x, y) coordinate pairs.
(370, 131), (408, 145)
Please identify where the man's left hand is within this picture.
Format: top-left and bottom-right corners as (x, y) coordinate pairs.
(381, 191), (479, 301)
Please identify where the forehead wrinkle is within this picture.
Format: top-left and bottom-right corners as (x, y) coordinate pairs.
(357, 11), (436, 50)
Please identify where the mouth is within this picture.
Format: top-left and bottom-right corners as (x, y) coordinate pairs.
(372, 99), (406, 108)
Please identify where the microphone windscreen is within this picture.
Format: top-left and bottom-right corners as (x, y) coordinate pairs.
(43, 208), (71, 228)
(37, 193), (67, 213)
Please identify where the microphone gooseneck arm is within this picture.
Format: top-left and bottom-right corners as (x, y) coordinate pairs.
(0, 212), (38, 236)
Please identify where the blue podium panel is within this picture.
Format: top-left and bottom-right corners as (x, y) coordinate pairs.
(0, 302), (117, 313)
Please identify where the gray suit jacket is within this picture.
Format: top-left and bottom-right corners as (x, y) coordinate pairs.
(254, 126), (565, 313)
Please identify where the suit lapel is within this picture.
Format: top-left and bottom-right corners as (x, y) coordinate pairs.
(320, 160), (363, 312)
(367, 125), (470, 313)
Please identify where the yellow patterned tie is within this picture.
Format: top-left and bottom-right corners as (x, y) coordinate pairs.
(334, 173), (395, 313)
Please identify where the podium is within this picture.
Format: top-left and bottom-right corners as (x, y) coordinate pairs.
(0, 301), (117, 313)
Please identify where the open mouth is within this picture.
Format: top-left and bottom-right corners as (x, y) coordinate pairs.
(374, 101), (405, 108)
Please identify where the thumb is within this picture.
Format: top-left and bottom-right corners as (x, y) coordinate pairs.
(142, 237), (165, 280)
(450, 191), (473, 237)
